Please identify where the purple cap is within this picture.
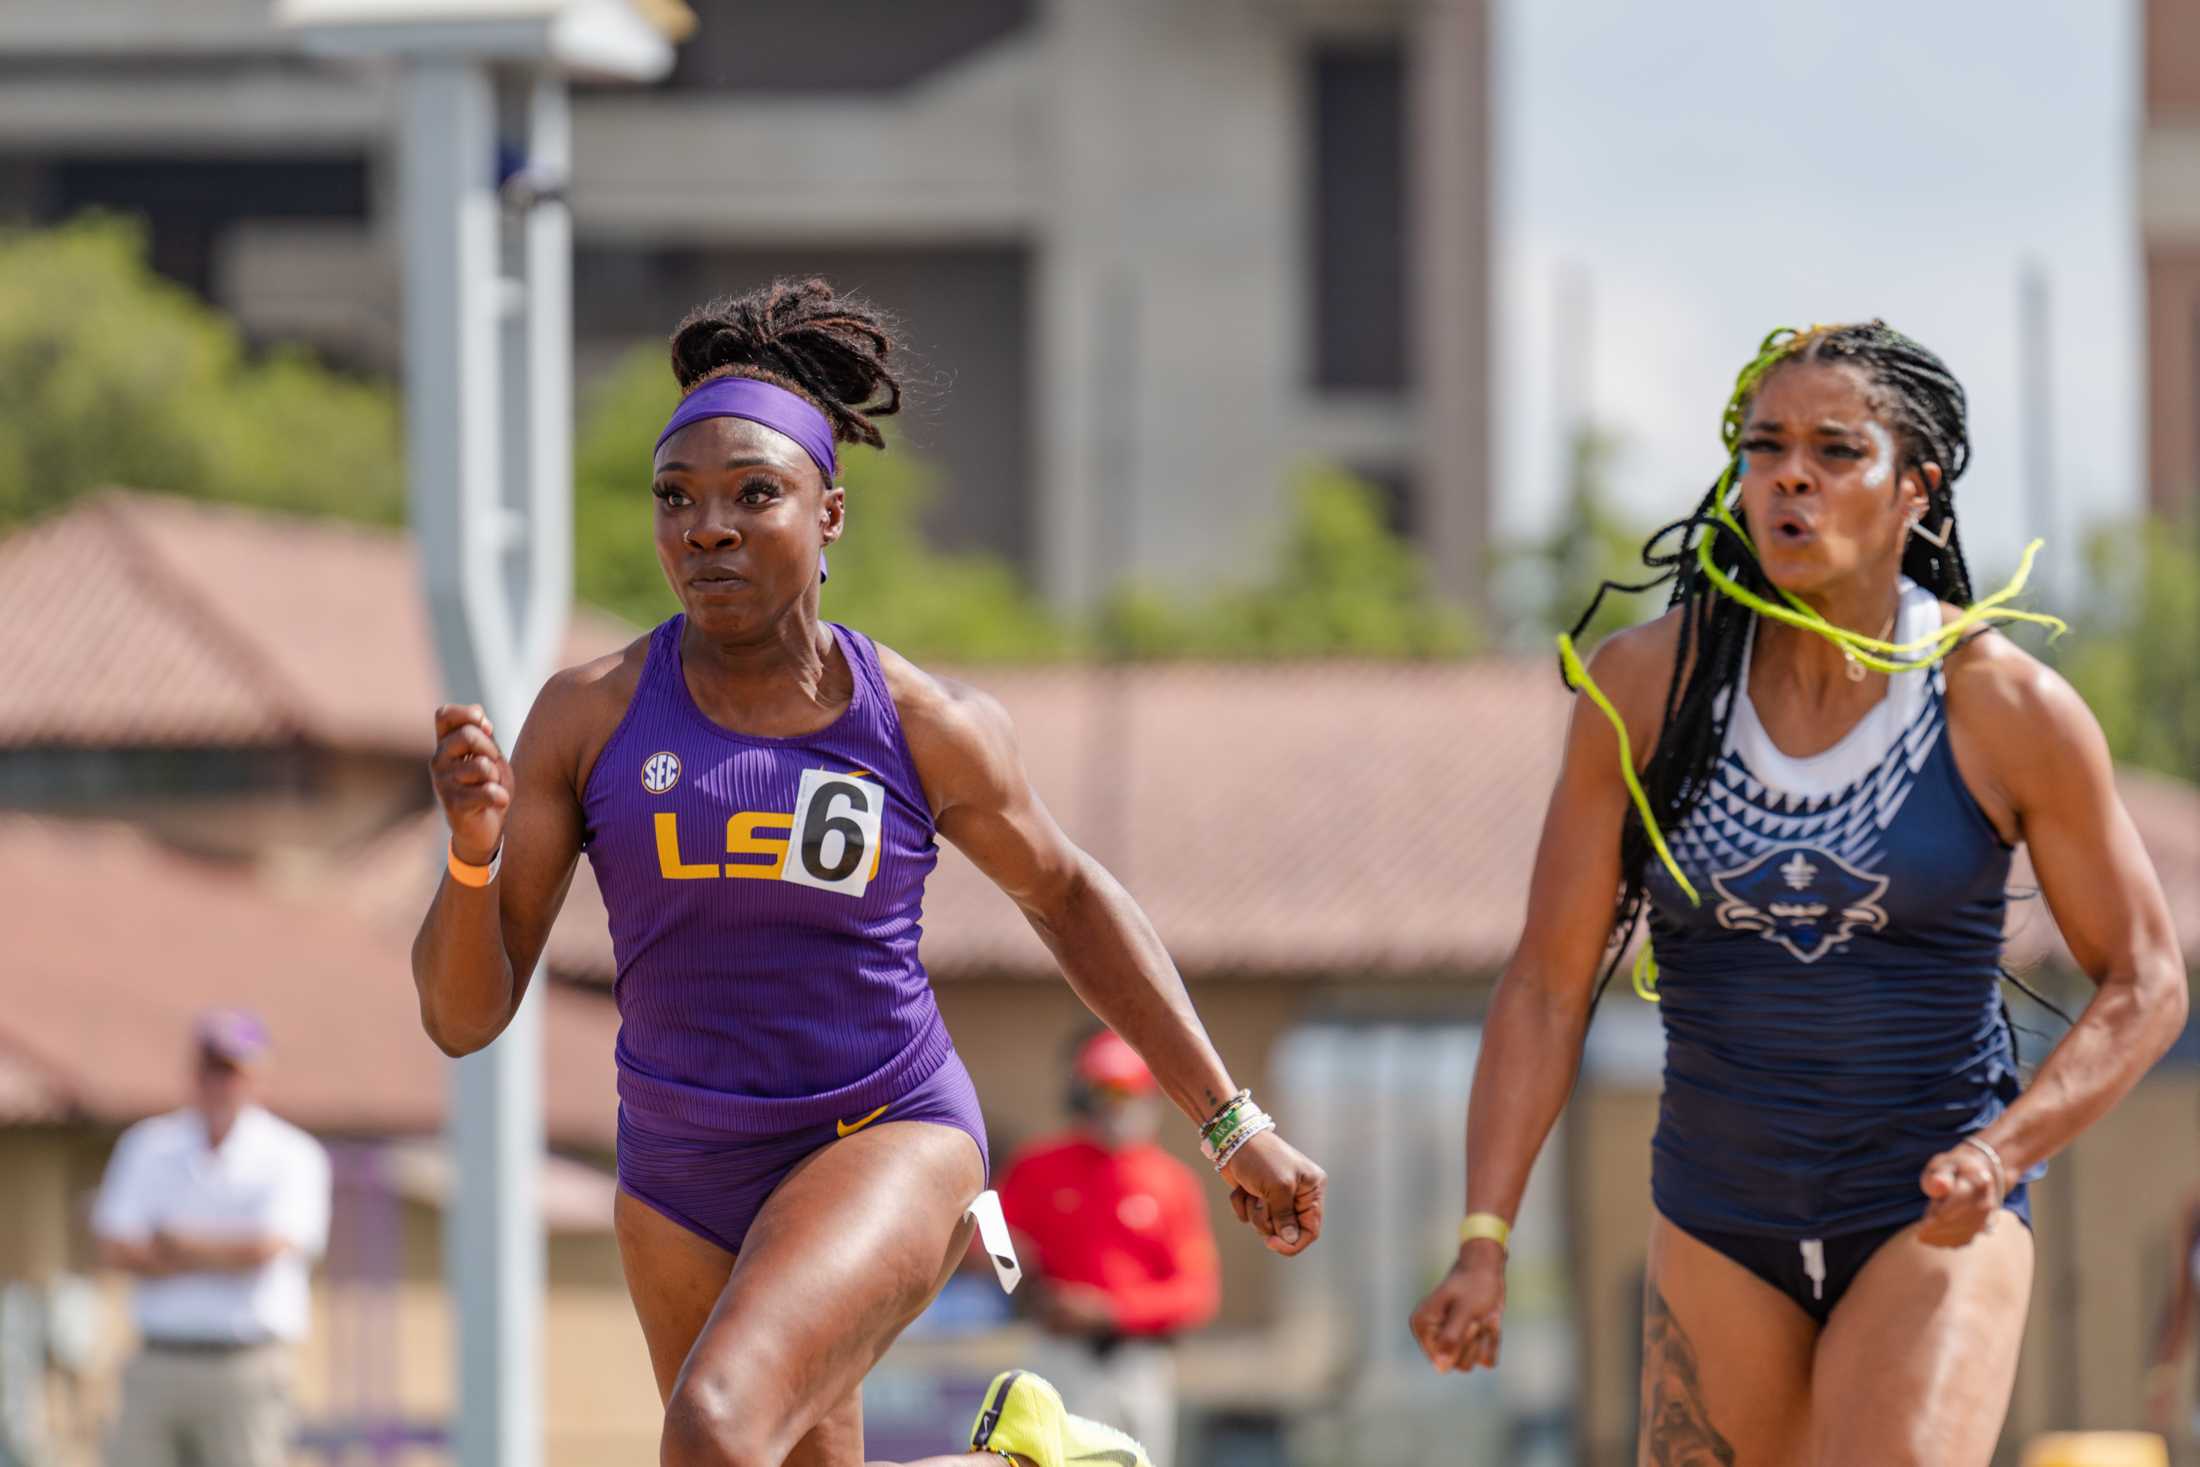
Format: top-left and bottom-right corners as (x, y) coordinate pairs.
(654, 376), (838, 482)
(195, 1008), (270, 1066)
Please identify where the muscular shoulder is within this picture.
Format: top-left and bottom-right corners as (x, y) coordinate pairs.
(538, 634), (650, 723)
(1939, 611), (2093, 752)
(1577, 607), (1690, 746)
(871, 640), (1011, 745)
(526, 633), (653, 785)
(870, 640), (1019, 813)
(1939, 607), (2107, 818)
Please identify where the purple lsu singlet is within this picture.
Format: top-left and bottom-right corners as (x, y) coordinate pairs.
(583, 616), (954, 1139)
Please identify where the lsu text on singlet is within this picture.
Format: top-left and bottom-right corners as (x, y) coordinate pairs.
(582, 617), (954, 1140)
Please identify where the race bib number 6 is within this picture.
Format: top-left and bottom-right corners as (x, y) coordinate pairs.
(782, 768), (886, 897)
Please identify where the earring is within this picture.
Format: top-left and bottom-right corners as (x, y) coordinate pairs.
(1910, 514), (1953, 550)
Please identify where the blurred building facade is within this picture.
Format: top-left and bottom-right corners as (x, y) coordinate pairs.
(2146, 0), (2200, 518)
(0, 0), (1491, 607)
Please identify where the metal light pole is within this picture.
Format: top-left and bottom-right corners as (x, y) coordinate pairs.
(280, 6), (678, 1465)
(2019, 260), (2057, 606)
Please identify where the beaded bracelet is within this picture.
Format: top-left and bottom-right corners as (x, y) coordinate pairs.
(1203, 1114), (1261, 1162)
(1199, 1089), (1253, 1143)
(1210, 1113), (1275, 1172)
(1202, 1106), (1271, 1163)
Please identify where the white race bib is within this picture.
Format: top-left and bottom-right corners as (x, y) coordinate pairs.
(779, 768), (887, 898)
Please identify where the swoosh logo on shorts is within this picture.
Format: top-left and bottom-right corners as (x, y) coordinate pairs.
(1069, 1451), (1141, 1467)
(836, 1104), (890, 1138)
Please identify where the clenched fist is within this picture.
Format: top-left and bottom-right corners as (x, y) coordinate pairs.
(1220, 1130), (1326, 1257)
(1411, 1244), (1506, 1373)
(430, 704), (512, 865)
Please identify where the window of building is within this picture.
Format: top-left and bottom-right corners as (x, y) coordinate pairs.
(1308, 41), (1409, 394)
(39, 156), (370, 299)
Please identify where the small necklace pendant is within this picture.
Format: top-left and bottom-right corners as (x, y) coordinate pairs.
(1843, 648), (1867, 682)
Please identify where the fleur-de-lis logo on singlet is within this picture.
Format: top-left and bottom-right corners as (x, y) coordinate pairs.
(1711, 843), (1891, 964)
(641, 751), (682, 795)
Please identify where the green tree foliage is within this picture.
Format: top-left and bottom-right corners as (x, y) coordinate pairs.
(0, 217), (1477, 667)
(572, 345), (1065, 660)
(2058, 518), (2200, 782)
(0, 215), (401, 526)
(1094, 465), (1477, 659)
(1509, 425), (1660, 646)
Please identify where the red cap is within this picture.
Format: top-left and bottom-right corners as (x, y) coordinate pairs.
(1074, 1031), (1156, 1095)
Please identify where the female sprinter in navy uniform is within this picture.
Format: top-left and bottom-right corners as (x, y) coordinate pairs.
(1409, 322), (2187, 1463)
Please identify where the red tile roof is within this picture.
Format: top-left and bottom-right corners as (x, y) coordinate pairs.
(0, 491), (635, 754)
(0, 814), (619, 1148)
(915, 661), (1576, 979)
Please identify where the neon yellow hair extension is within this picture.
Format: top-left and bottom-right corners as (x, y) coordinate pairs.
(1557, 632), (1701, 907)
(1696, 481), (2068, 673)
(1555, 321), (2068, 979)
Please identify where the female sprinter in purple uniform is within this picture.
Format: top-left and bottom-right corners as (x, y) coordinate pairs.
(1409, 322), (2185, 1463)
(414, 278), (1324, 1467)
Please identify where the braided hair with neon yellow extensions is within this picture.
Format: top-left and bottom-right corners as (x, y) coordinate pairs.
(1560, 321), (2065, 1001)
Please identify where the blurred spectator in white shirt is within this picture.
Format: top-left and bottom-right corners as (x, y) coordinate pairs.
(92, 1009), (329, 1467)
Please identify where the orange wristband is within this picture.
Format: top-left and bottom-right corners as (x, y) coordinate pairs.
(447, 842), (502, 888)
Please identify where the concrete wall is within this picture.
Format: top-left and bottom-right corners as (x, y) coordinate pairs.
(2145, 244), (2200, 520)
(0, 1132), (77, 1283)
(2144, 0), (2200, 521)
(2150, 0), (2200, 120)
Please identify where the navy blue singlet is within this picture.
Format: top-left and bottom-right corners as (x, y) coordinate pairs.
(1644, 579), (2033, 1241)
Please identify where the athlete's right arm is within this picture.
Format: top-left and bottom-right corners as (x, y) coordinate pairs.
(411, 668), (600, 1056)
(1410, 618), (1674, 1376)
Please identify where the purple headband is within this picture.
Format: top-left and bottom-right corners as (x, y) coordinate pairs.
(654, 376), (839, 482)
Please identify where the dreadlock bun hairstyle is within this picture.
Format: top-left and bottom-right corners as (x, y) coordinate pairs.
(1580, 320), (1980, 995)
(668, 277), (903, 452)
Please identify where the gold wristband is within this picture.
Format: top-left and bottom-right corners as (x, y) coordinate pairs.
(1459, 1212), (1511, 1252)
(447, 842), (502, 889)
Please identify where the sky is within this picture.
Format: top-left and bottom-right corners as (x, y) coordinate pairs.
(1491, 0), (2139, 596)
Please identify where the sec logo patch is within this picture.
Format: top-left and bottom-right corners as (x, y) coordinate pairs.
(641, 751), (682, 795)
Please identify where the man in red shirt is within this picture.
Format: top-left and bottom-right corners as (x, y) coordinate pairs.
(997, 1029), (1220, 1464)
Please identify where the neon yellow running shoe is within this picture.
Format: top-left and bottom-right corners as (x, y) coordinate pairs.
(968, 1370), (1154, 1467)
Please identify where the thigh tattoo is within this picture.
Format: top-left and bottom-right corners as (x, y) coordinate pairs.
(1640, 1283), (1738, 1467)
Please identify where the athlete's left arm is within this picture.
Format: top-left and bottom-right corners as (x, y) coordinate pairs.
(881, 650), (1325, 1257)
(1925, 635), (2189, 1246)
